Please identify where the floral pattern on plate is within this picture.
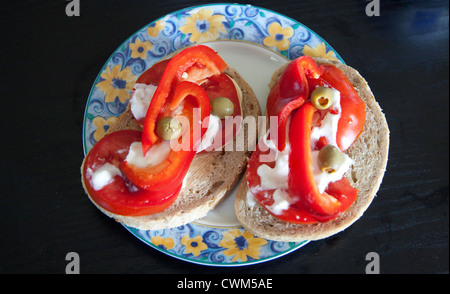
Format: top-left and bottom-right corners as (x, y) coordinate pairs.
(83, 3), (343, 266)
(127, 224), (307, 266)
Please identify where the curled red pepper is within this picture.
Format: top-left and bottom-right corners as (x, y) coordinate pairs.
(266, 56), (324, 151)
(141, 45), (227, 154)
(120, 81), (211, 191)
(169, 81), (211, 151)
(288, 102), (357, 217)
(121, 45), (227, 192)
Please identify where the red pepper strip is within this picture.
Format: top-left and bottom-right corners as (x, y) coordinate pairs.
(170, 81), (211, 151)
(288, 102), (358, 217)
(246, 138), (321, 224)
(120, 82), (211, 191)
(141, 45), (227, 154)
(266, 56), (324, 151)
(120, 141), (196, 192)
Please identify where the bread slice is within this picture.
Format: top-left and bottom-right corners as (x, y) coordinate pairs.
(82, 66), (261, 230)
(235, 58), (389, 241)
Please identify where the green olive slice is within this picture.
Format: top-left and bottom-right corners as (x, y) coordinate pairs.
(317, 144), (346, 174)
(311, 86), (334, 110)
(156, 116), (182, 141)
(211, 97), (234, 119)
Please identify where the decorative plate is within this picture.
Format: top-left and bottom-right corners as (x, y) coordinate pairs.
(82, 3), (343, 266)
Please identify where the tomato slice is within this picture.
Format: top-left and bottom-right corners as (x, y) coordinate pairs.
(82, 130), (179, 216)
(306, 64), (365, 151)
(325, 177), (358, 212)
(135, 59), (170, 86)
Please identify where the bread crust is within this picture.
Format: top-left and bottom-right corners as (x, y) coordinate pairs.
(235, 58), (390, 241)
(81, 66), (261, 230)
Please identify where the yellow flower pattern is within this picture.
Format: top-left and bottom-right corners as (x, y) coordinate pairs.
(151, 236), (175, 250)
(96, 64), (136, 103)
(147, 20), (165, 37)
(180, 8), (226, 43)
(263, 22), (294, 51)
(181, 235), (208, 257)
(92, 116), (118, 141)
(219, 229), (268, 262)
(302, 42), (339, 61)
(129, 38), (153, 60)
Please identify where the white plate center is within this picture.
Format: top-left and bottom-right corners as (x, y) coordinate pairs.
(195, 40), (288, 227)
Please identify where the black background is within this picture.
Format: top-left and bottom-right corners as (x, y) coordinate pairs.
(0, 0), (448, 274)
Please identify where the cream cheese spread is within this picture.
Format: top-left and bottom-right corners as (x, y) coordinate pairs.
(87, 163), (121, 191)
(130, 83), (157, 120)
(125, 140), (171, 168)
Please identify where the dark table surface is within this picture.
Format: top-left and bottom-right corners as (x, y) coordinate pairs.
(0, 0), (448, 274)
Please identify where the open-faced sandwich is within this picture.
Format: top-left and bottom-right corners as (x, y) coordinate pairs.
(235, 56), (389, 241)
(81, 45), (261, 230)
